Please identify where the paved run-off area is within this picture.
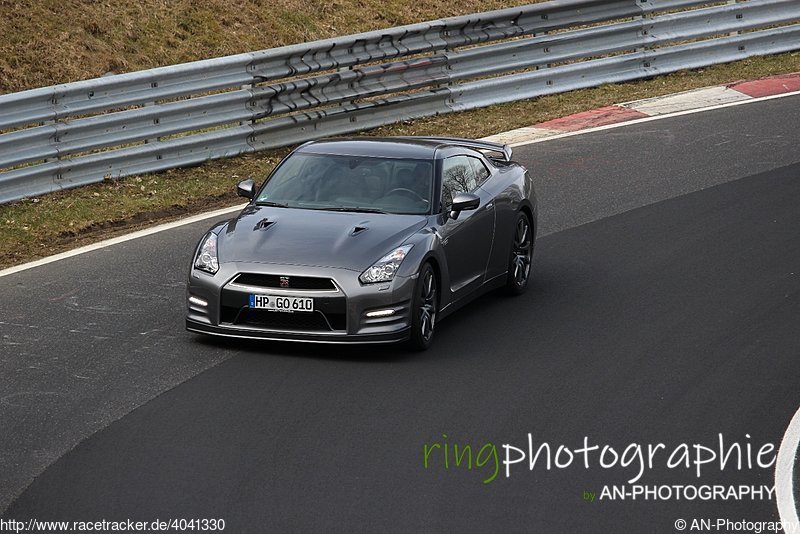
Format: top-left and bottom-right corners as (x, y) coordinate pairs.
(1, 93), (799, 531)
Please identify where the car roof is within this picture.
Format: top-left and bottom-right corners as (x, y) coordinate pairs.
(295, 137), (469, 160)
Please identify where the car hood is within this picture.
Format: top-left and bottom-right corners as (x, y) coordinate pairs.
(218, 205), (428, 271)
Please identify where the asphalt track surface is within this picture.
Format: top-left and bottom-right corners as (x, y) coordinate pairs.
(1, 95), (799, 532)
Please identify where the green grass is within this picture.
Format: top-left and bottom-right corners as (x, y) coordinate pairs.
(0, 0), (539, 93)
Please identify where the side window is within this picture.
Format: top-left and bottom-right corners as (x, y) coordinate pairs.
(441, 155), (477, 206)
(469, 156), (491, 186)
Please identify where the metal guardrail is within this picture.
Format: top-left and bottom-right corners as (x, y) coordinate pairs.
(1, 0), (799, 203)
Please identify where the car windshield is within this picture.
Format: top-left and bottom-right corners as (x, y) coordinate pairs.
(255, 153), (433, 215)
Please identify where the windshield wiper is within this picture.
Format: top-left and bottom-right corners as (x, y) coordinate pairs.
(255, 200), (289, 208)
(316, 206), (388, 214)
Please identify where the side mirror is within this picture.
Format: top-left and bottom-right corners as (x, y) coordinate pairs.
(236, 178), (256, 200)
(449, 192), (480, 220)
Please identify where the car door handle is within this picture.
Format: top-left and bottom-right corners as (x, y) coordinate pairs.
(485, 202), (494, 210)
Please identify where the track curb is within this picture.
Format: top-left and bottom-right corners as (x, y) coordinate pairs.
(482, 72), (800, 146)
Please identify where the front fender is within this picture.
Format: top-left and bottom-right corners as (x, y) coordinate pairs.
(395, 225), (452, 312)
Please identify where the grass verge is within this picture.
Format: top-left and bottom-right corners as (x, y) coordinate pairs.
(0, 0), (537, 93)
(2, 51), (800, 269)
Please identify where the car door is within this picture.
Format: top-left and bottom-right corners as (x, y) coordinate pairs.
(440, 155), (496, 297)
(470, 155), (515, 280)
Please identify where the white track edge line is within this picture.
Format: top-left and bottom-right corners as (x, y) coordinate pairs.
(508, 89), (800, 148)
(3, 88), (800, 278)
(776, 404), (800, 533)
(0, 203), (246, 278)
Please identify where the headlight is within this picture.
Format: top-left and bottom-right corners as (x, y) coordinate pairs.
(194, 232), (219, 274)
(359, 244), (413, 284)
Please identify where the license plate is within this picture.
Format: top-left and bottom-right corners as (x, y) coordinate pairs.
(249, 294), (314, 313)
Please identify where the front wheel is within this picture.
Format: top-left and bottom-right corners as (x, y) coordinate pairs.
(504, 212), (534, 295)
(408, 262), (438, 351)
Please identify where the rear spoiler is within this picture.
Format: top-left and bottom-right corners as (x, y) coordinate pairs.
(397, 136), (513, 162)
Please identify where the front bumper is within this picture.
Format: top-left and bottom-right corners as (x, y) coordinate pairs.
(185, 319), (410, 344)
(185, 262), (415, 344)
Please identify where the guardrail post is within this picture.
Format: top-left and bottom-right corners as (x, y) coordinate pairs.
(144, 100), (156, 144)
(340, 65), (356, 107)
(241, 83), (253, 126)
(635, 0), (654, 54)
(40, 119), (54, 166)
(728, 0), (740, 37)
(143, 78), (160, 144)
(636, 0), (656, 71)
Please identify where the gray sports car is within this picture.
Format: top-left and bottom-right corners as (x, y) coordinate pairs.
(186, 136), (537, 350)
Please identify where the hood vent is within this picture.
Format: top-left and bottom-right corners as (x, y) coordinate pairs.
(350, 225), (368, 236)
(253, 218), (275, 231)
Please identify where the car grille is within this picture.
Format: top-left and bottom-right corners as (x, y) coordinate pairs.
(232, 273), (337, 291)
(220, 276), (346, 333)
(223, 307), (346, 332)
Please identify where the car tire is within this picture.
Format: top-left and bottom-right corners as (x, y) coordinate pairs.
(409, 262), (438, 351)
(504, 211), (534, 296)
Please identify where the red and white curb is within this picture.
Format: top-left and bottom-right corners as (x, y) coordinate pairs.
(483, 72), (800, 146)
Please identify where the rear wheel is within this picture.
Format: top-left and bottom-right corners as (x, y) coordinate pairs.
(505, 211), (534, 295)
(408, 262), (438, 351)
